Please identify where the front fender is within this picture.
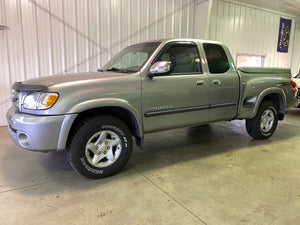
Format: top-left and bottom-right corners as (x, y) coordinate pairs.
(67, 97), (143, 136)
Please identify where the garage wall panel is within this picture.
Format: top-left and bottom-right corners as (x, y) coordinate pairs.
(291, 20), (300, 75)
(55, 1), (66, 74)
(148, 0), (156, 40)
(20, 1), (38, 79)
(0, 0), (195, 126)
(5, 0), (25, 84)
(37, 0), (54, 76)
(0, 0), (11, 109)
(207, 0), (296, 69)
(194, 0), (209, 39)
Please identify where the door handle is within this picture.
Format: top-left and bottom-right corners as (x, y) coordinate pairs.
(196, 80), (205, 86)
(213, 80), (221, 85)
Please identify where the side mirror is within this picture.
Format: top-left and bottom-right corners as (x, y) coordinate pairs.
(148, 61), (171, 78)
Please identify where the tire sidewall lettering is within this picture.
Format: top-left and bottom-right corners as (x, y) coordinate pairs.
(80, 157), (104, 175)
(262, 131), (271, 137)
(101, 125), (125, 136)
(268, 106), (277, 115)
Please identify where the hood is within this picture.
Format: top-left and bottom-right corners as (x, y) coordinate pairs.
(23, 72), (125, 87)
(13, 72), (127, 92)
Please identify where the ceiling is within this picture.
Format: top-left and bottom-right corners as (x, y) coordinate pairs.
(235, 0), (300, 17)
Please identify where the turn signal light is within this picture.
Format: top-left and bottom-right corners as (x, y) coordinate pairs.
(45, 94), (58, 108)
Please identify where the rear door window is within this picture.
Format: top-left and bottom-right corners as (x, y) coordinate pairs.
(203, 43), (230, 74)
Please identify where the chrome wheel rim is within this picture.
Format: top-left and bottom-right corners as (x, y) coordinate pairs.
(85, 130), (122, 168)
(260, 109), (274, 133)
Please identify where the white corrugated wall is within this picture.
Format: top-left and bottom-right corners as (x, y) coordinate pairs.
(194, 0), (209, 39)
(291, 19), (300, 75)
(207, 0), (297, 70)
(0, 0), (196, 126)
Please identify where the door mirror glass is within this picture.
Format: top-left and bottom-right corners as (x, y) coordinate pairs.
(148, 61), (171, 77)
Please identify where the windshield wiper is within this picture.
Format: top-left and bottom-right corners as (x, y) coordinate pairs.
(106, 67), (127, 73)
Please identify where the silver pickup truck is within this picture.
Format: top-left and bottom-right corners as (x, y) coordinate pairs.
(6, 39), (298, 178)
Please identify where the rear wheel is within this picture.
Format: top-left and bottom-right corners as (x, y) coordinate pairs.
(67, 115), (133, 179)
(246, 101), (279, 140)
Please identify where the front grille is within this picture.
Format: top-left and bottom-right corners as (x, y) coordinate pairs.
(12, 100), (19, 108)
(11, 91), (19, 102)
(11, 91), (26, 111)
(11, 91), (19, 108)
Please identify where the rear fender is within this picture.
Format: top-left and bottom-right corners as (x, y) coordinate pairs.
(250, 88), (286, 119)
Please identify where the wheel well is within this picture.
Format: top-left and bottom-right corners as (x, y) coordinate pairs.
(66, 107), (142, 148)
(261, 93), (285, 119)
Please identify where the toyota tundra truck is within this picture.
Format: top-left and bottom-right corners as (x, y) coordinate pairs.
(6, 39), (298, 178)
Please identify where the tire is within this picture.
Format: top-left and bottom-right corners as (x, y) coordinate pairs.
(67, 115), (133, 179)
(246, 101), (279, 140)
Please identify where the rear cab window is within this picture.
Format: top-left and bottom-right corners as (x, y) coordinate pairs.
(203, 43), (230, 74)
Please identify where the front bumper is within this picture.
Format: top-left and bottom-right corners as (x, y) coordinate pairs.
(6, 107), (76, 152)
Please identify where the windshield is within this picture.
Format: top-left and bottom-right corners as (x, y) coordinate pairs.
(102, 42), (161, 73)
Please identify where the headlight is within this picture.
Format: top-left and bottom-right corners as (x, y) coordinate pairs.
(23, 92), (59, 110)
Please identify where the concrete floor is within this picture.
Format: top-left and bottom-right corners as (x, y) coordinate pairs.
(1, 110), (300, 225)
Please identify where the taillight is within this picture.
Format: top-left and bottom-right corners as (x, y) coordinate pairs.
(290, 79), (298, 96)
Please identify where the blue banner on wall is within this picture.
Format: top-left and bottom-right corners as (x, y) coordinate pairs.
(277, 17), (292, 53)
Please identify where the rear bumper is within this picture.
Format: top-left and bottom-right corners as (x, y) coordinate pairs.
(6, 107), (76, 152)
(297, 89), (300, 107)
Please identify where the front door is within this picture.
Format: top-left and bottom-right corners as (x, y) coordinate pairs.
(142, 42), (210, 133)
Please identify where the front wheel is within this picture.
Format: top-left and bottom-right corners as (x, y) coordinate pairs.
(246, 101), (279, 140)
(67, 115), (133, 179)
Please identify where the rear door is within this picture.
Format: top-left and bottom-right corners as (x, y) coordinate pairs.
(203, 43), (240, 121)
